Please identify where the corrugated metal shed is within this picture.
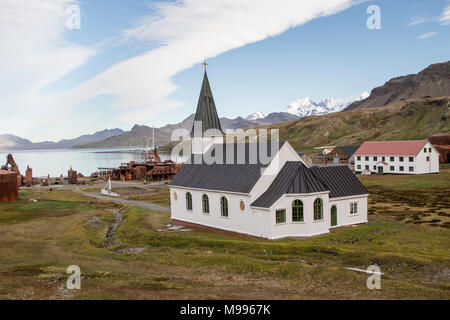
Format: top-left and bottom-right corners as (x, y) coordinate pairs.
(337, 146), (360, 158)
(0, 170), (18, 202)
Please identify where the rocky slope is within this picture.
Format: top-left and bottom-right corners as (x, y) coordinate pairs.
(345, 61), (450, 111)
(263, 97), (450, 151)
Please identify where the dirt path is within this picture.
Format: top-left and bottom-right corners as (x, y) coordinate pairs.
(105, 209), (123, 248)
(73, 189), (171, 212)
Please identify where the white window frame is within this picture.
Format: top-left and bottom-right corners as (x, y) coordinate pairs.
(350, 202), (358, 215)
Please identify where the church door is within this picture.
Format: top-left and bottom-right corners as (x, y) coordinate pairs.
(331, 205), (337, 227)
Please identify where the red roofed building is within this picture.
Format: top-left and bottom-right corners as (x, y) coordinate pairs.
(354, 140), (439, 174)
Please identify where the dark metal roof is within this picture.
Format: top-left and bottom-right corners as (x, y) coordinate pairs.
(190, 71), (224, 137)
(170, 141), (286, 193)
(297, 152), (305, 157)
(169, 164), (263, 194)
(250, 162), (328, 208)
(337, 146), (360, 158)
(251, 163), (368, 208)
(189, 141), (286, 165)
(310, 165), (368, 198)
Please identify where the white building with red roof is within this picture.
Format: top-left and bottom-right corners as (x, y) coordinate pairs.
(354, 140), (439, 175)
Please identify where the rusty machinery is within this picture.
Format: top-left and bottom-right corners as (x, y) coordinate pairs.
(1, 154), (23, 187)
(97, 148), (183, 182)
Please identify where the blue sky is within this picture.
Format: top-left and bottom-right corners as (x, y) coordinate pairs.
(1, 0), (449, 142)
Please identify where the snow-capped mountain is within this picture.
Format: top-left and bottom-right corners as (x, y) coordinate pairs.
(285, 92), (369, 117)
(246, 112), (267, 121)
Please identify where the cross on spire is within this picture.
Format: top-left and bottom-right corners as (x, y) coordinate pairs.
(202, 59), (208, 72)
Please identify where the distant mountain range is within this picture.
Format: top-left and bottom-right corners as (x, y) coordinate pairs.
(285, 92), (369, 117)
(345, 61), (450, 111)
(75, 112), (299, 149)
(271, 97), (450, 151)
(2, 61), (449, 150)
(246, 112), (266, 121)
(0, 129), (124, 151)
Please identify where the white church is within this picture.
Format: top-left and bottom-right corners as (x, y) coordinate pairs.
(169, 70), (368, 239)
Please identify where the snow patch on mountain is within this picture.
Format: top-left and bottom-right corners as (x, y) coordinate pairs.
(285, 92), (369, 117)
(246, 112), (267, 121)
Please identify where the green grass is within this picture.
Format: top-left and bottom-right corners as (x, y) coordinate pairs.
(0, 174), (449, 300)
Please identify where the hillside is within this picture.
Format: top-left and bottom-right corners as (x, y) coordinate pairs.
(264, 97), (450, 151)
(345, 61), (450, 111)
(0, 129), (124, 151)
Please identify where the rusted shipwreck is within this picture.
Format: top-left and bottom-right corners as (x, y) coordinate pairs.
(96, 148), (183, 182)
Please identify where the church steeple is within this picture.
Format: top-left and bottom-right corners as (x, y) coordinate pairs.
(191, 70), (224, 137)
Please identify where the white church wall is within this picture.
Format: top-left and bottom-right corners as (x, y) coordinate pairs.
(249, 142), (303, 201)
(329, 195), (368, 228)
(170, 187), (272, 238)
(266, 192), (331, 239)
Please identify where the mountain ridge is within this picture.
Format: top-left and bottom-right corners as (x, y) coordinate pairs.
(285, 92), (369, 117)
(0, 128), (124, 151)
(345, 61), (450, 111)
(265, 97), (450, 151)
(75, 112), (299, 149)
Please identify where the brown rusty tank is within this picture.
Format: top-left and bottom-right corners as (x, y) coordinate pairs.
(0, 170), (18, 202)
(68, 167), (78, 184)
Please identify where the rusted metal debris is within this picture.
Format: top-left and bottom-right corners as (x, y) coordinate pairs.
(1, 153), (22, 187)
(68, 166), (78, 184)
(96, 148), (183, 182)
(0, 169), (18, 202)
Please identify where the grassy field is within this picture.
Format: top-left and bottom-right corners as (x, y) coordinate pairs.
(0, 171), (449, 300)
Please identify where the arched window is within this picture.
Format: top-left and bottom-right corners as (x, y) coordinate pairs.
(202, 194), (209, 214)
(292, 199), (303, 222)
(220, 196), (228, 217)
(186, 192), (192, 211)
(314, 198), (323, 220)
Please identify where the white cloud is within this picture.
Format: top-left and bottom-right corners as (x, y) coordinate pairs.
(439, 1), (450, 25)
(0, 0), (95, 134)
(418, 31), (439, 39)
(407, 16), (434, 26)
(67, 0), (359, 123)
(0, 0), (358, 141)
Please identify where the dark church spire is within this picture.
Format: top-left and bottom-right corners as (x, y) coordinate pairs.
(190, 70), (224, 137)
